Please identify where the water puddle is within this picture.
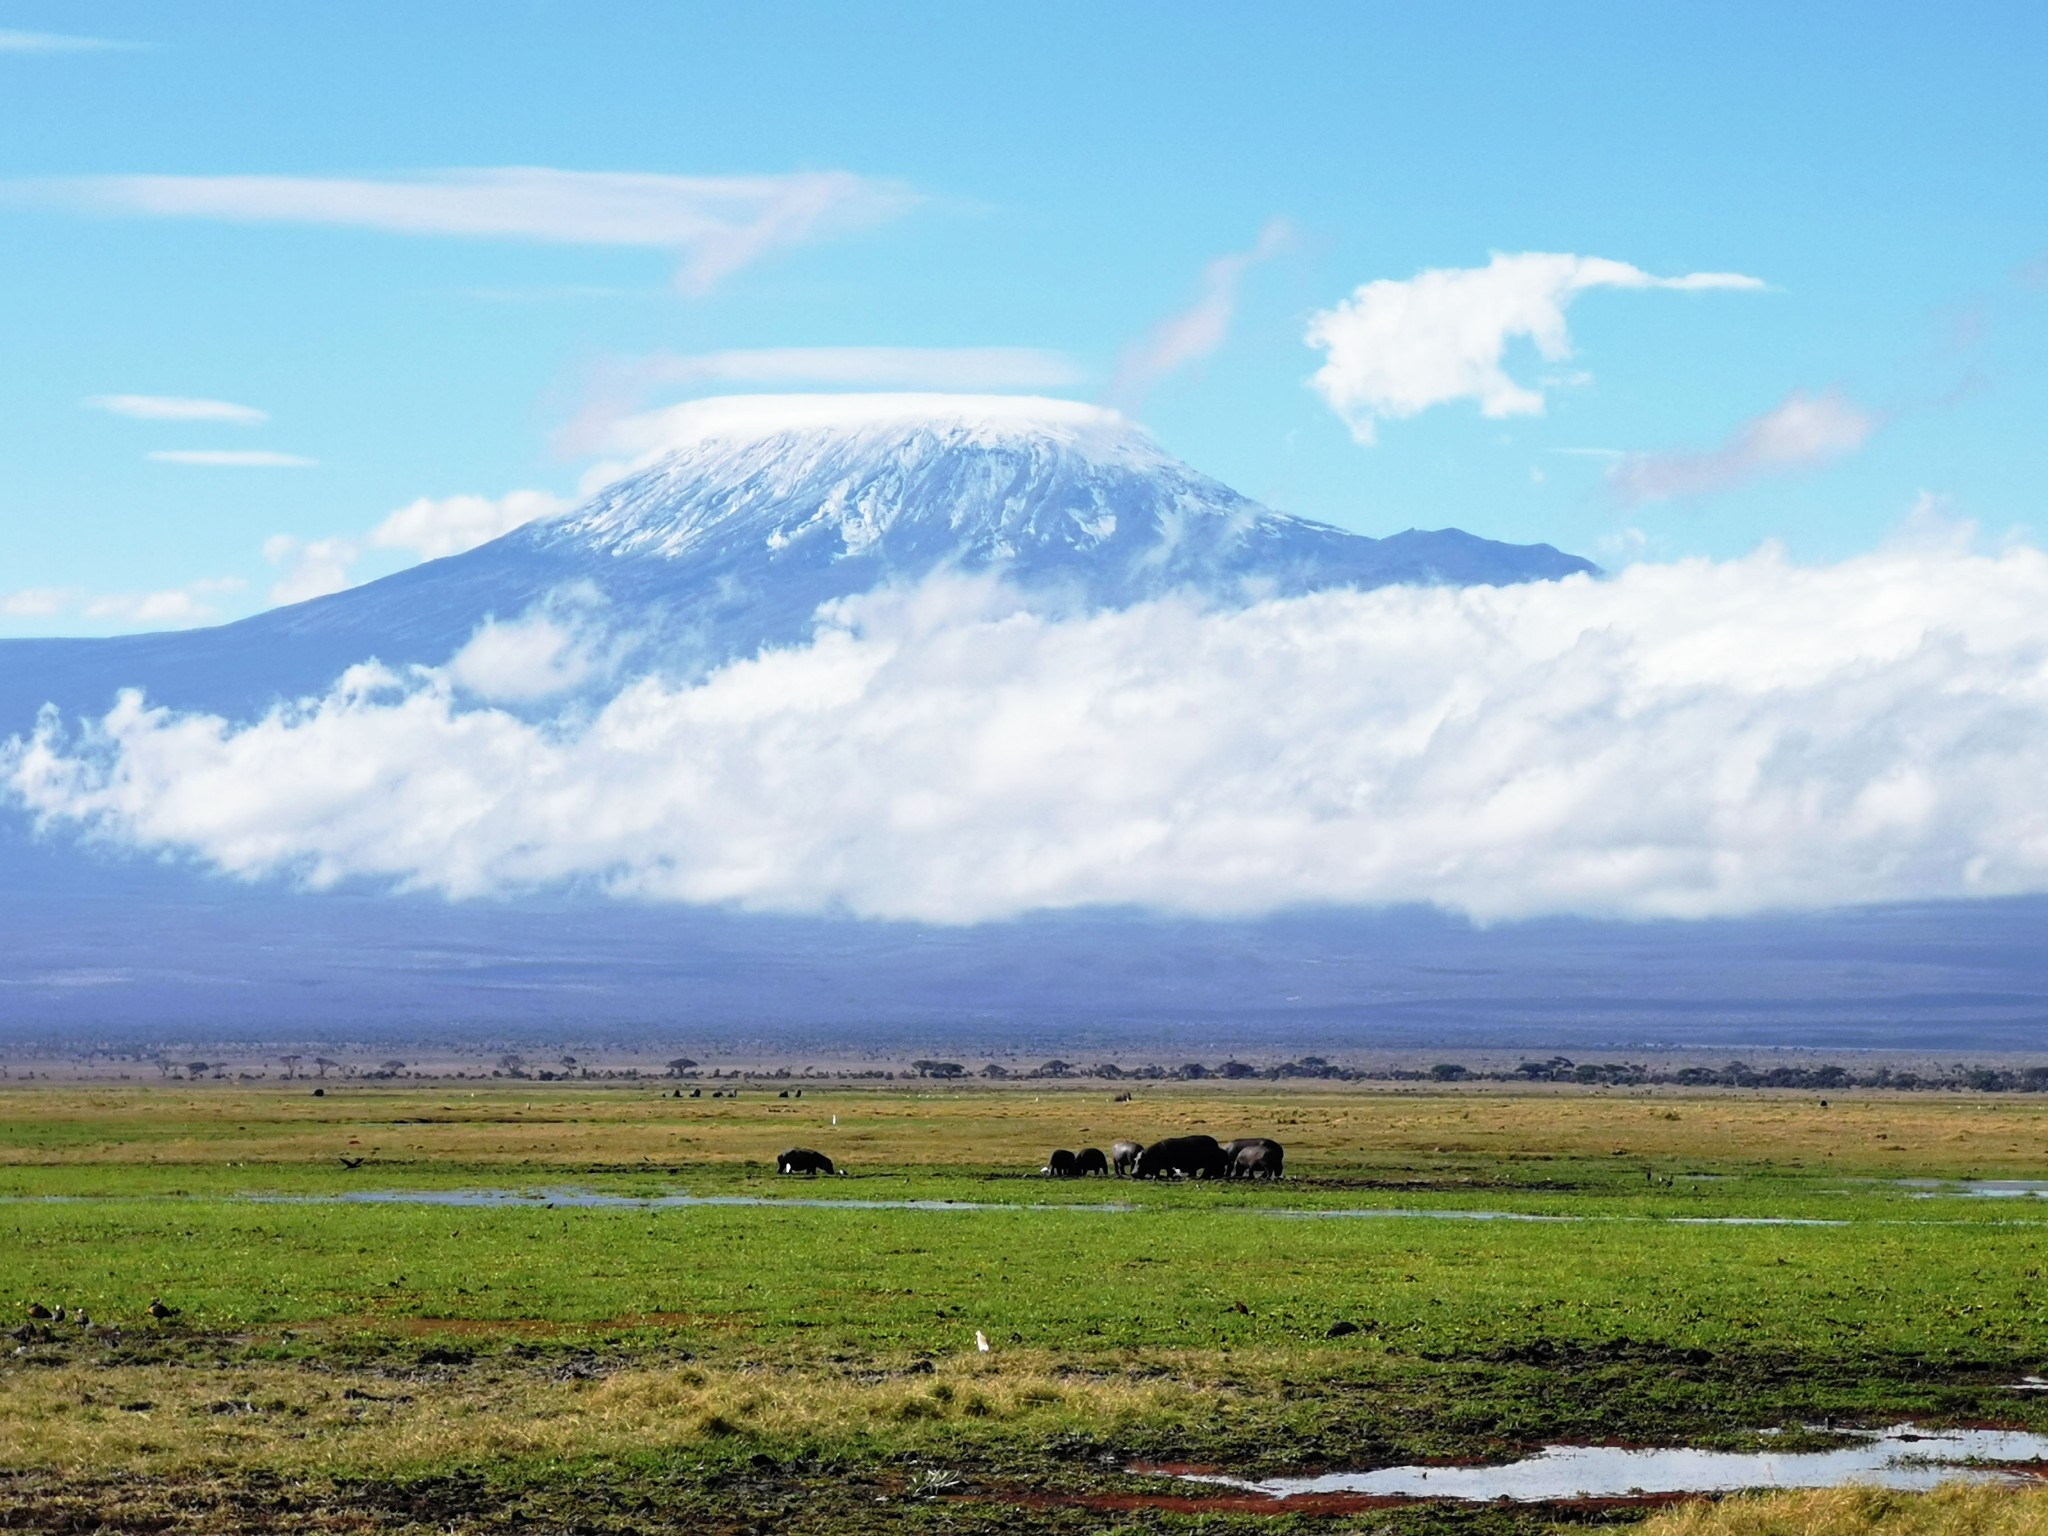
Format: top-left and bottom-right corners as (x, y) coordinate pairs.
(1264, 1208), (1576, 1223)
(1904, 1181), (2048, 1200)
(1160, 1426), (2048, 1502)
(245, 1188), (1135, 1214)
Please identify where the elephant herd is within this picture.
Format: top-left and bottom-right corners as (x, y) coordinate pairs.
(774, 1133), (1285, 1180)
(1045, 1134), (1284, 1180)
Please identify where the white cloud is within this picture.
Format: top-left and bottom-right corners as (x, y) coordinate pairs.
(1111, 219), (1293, 406)
(0, 30), (136, 52)
(1608, 389), (1877, 505)
(31, 168), (916, 293)
(18, 534), (2048, 924)
(263, 536), (361, 606)
(560, 349), (1084, 458)
(78, 578), (245, 628)
(261, 489), (568, 608)
(150, 449), (315, 468)
(1304, 252), (1764, 443)
(446, 612), (600, 703)
(87, 394), (267, 425)
(0, 588), (73, 618)
(369, 490), (570, 562)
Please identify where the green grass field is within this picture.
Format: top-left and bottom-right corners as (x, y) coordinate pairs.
(5, 1080), (2048, 1533)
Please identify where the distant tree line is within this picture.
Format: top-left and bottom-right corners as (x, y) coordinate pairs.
(945, 1055), (2048, 1092)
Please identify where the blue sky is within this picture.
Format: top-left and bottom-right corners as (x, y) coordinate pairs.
(3, 2), (2045, 634)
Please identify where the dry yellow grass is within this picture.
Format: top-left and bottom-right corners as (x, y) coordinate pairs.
(5, 1080), (2047, 1176)
(1644, 1485), (2048, 1536)
(0, 1352), (1208, 1476)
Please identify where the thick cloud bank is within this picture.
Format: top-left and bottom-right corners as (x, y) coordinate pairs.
(10, 537), (2048, 924)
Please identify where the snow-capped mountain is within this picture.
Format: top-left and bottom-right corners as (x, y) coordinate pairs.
(0, 395), (1594, 725)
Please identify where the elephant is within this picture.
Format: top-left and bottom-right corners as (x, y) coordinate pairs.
(1226, 1139), (1285, 1179)
(778, 1147), (837, 1176)
(1042, 1149), (1079, 1177)
(1074, 1147), (1111, 1176)
(1130, 1134), (1230, 1179)
(1111, 1140), (1144, 1177)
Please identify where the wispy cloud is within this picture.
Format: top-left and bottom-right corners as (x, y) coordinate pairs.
(149, 449), (315, 468)
(560, 347), (1085, 456)
(0, 29), (138, 52)
(1305, 252), (1765, 444)
(1112, 220), (1292, 407)
(87, 394), (268, 425)
(26, 168), (918, 293)
(1608, 389), (1877, 505)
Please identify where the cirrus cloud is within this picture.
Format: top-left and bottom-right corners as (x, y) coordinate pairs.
(149, 449), (315, 468)
(1607, 389), (1878, 505)
(1305, 252), (1764, 443)
(87, 394), (268, 424)
(13, 531), (2048, 925)
(21, 168), (917, 294)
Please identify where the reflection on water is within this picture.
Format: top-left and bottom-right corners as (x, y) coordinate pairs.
(248, 1188), (1135, 1214)
(1904, 1181), (2048, 1200)
(1167, 1425), (2048, 1502)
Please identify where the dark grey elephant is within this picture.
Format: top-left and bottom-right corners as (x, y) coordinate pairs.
(1111, 1140), (1144, 1177)
(1074, 1147), (1110, 1176)
(778, 1147), (837, 1176)
(1043, 1149), (1080, 1177)
(1226, 1139), (1285, 1179)
(1130, 1134), (1230, 1179)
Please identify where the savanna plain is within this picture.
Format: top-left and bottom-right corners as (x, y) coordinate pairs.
(6, 1079), (2048, 1535)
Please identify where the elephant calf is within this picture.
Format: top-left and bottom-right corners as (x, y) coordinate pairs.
(778, 1147), (837, 1176)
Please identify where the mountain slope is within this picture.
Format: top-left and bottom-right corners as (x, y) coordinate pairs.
(0, 395), (1595, 726)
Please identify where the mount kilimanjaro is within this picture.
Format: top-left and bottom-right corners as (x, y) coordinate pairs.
(0, 395), (1593, 726)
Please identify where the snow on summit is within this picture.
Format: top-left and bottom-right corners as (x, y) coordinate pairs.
(0, 393), (1595, 725)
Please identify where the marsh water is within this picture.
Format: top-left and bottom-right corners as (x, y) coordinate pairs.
(1166, 1426), (2048, 1502)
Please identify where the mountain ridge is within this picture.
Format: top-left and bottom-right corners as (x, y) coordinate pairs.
(0, 395), (1596, 726)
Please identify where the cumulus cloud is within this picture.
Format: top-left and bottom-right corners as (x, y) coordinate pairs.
(263, 536), (361, 606)
(0, 589), (73, 618)
(86, 394), (266, 424)
(446, 610), (603, 703)
(1111, 219), (1293, 406)
(78, 578), (245, 628)
(15, 537), (2048, 925)
(25, 168), (916, 294)
(149, 449), (315, 468)
(369, 490), (570, 562)
(1305, 252), (1764, 443)
(1608, 389), (1878, 505)
(261, 490), (567, 606)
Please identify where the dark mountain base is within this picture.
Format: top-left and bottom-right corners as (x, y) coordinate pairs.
(3, 828), (2045, 1058)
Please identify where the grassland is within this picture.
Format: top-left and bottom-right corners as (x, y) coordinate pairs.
(4, 1079), (2048, 1533)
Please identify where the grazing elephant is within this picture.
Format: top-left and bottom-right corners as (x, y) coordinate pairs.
(778, 1147), (837, 1176)
(1042, 1149), (1080, 1178)
(1111, 1140), (1144, 1177)
(1228, 1140), (1285, 1179)
(1074, 1147), (1111, 1176)
(1131, 1134), (1230, 1180)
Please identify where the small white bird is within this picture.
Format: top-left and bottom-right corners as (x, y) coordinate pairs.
(975, 1331), (991, 1353)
